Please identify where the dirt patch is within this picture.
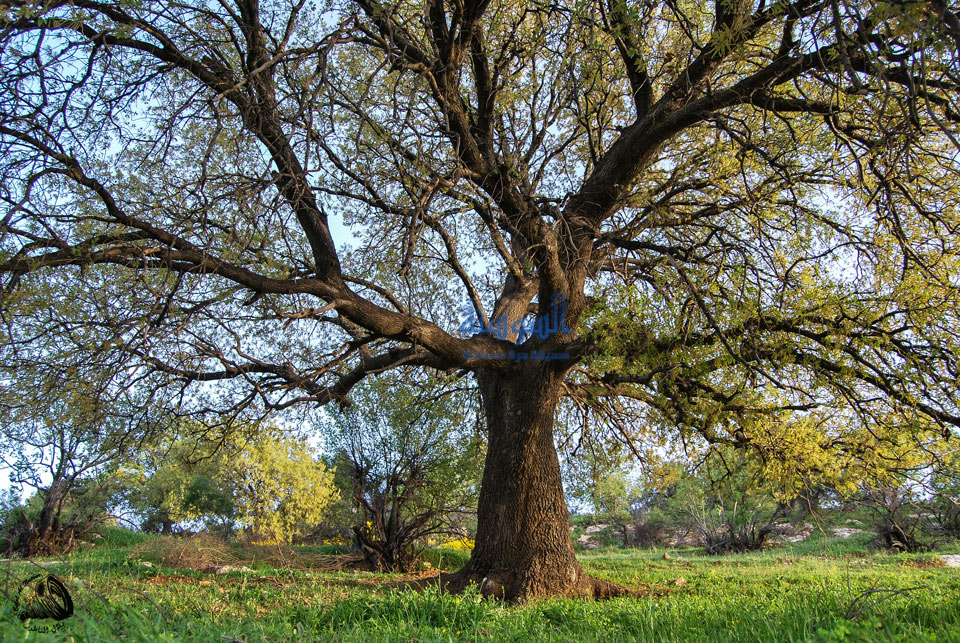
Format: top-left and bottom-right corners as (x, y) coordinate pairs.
(132, 535), (365, 573)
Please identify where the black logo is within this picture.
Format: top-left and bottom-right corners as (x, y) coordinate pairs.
(15, 574), (74, 621)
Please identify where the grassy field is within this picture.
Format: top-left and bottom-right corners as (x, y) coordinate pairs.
(1, 528), (958, 642)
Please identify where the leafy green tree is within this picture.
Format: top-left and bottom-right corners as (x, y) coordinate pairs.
(0, 367), (159, 556)
(2, 0), (960, 599)
(119, 435), (236, 536)
(588, 474), (635, 543)
(565, 451), (643, 546)
(121, 427), (338, 543)
(230, 429), (339, 543)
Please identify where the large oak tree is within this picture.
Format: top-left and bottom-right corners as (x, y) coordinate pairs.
(2, 0), (960, 600)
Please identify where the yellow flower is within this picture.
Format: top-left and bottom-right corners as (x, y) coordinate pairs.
(439, 537), (475, 551)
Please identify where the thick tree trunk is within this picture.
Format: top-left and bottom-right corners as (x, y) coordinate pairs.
(19, 480), (68, 557)
(441, 362), (632, 602)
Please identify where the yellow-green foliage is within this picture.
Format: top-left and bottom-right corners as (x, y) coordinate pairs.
(229, 429), (339, 544)
(578, 272), (958, 500)
(122, 425), (338, 543)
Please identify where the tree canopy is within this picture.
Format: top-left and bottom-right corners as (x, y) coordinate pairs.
(2, 0), (959, 600)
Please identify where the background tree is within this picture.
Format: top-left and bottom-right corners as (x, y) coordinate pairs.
(0, 372), (157, 556)
(0, 472), (123, 557)
(660, 448), (791, 554)
(119, 432), (237, 536)
(586, 473), (637, 547)
(229, 427), (339, 543)
(2, 0), (960, 599)
(857, 481), (928, 551)
(566, 451), (645, 546)
(121, 426), (338, 543)
(323, 372), (483, 571)
(847, 446), (960, 552)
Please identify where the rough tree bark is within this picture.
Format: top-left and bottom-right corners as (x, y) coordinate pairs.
(17, 480), (70, 558)
(439, 363), (633, 601)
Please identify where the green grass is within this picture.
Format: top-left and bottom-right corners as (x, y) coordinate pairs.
(421, 546), (471, 571)
(1, 531), (958, 642)
(95, 524), (154, 549)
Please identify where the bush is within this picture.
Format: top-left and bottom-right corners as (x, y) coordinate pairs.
(855, 484), (927, 552)
(658, 450), (789, 554)
(120, 425), (339, 543)
(630, 512), (670, 548)
(322, 374), (483, 572)
(0, 490), (27, 554)
(133, 532), (234, 571)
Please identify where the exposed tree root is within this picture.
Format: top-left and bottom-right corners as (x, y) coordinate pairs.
(402, 567), (642, 603)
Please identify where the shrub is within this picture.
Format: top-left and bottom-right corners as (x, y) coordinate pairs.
(659, 449), (789, 554)
(322, 373), (483, 572)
